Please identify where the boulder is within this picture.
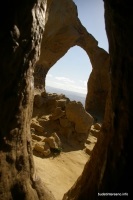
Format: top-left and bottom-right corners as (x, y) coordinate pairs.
(93, 123), (101, 130)
(43, 142), (51, 156)
(51, 132), (61, 147)
(59, 126), (75, 139)
(56, 99), (67, 109)
(85, 143), (95, 155)
(50, 107), (65, 120)
(34, 142), (45, 154)
(66, 101), (94, 133)
(31, 119), (44, 133)
(90, 124), (101, 135)
(59, 117), (71, 128)
(34, 141), (51, 157)
(44, 136), (58, 149)
(32, 133), (43, 141)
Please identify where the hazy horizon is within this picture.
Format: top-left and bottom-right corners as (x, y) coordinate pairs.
(46, 85), (86, 107)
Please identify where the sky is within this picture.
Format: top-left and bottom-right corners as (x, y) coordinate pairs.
(46, 0), (108, 94)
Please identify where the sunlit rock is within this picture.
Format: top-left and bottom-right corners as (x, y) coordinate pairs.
(66, 101), (94, 133)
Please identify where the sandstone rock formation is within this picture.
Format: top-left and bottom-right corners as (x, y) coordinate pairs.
(34, 64), (48, 91)
(31, 118), (45, 133)
(32, 131), (62, 157)
(50, 107), (65, 120)
(0, 0), (132, 199)
(99, 0), (133, 194)
(32, 91), (94, 151)
(35, 0), (110, 118)
(0, 1), (55, 200)
(66, 101), (94, 134)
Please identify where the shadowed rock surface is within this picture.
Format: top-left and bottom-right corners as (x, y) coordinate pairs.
(0, 1), (55, 200)
(63, 0), (133, 199)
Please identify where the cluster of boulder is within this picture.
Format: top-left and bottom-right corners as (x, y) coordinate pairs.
(31, 128), (61, 157)
(31, 91), (98, 157)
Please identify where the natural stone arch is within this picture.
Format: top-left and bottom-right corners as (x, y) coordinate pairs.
(35, 0), (110, 119)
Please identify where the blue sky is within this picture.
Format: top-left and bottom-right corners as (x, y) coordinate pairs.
(46, 0), (108, 94)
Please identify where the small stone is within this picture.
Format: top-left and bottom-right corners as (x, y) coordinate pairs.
(50, 107), (65, 120)
(56, 99), (67, 109)
(85, 143), (95, 155)
(43, 143), (51, 156)
(31, 119), (44, 133)
(52, 132), (61, 146)
(93, 123), (101, 130)
(34, 142), (44, 154)
(44, 137), (58, 149)
(32, 133), (43, 141)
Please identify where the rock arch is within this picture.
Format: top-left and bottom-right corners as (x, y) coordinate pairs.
(35, 0), (110, 118)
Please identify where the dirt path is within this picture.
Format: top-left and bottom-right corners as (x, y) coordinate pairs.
(34, 149), (89, 200)
(32, 92), (100, 199)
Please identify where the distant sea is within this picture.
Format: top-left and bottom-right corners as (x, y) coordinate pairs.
(46, 86), (86, 107)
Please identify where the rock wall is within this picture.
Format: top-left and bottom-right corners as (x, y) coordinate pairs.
(0, 1), (55, 199)
(35, 0), (110, 118)
(34, 64), (49, 91)
(100, 0), (133, 194)
(63, 0), (133, 199)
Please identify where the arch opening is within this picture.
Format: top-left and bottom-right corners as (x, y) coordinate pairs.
(45, 46), (92, 107)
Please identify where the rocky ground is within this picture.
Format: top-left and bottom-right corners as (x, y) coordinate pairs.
(31, 90), (101, 200)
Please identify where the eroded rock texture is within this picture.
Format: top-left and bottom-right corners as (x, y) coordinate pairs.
(36, 0), (109, 118)
(63, 0), (133, 199)
(32, 91), (94, 146)
(66, 101), (94, 134)
(100, 0), (133, 194)
(0, 1), (55, 200)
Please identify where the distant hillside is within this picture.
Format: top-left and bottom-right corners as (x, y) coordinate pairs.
(46, 86), (86, 107)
